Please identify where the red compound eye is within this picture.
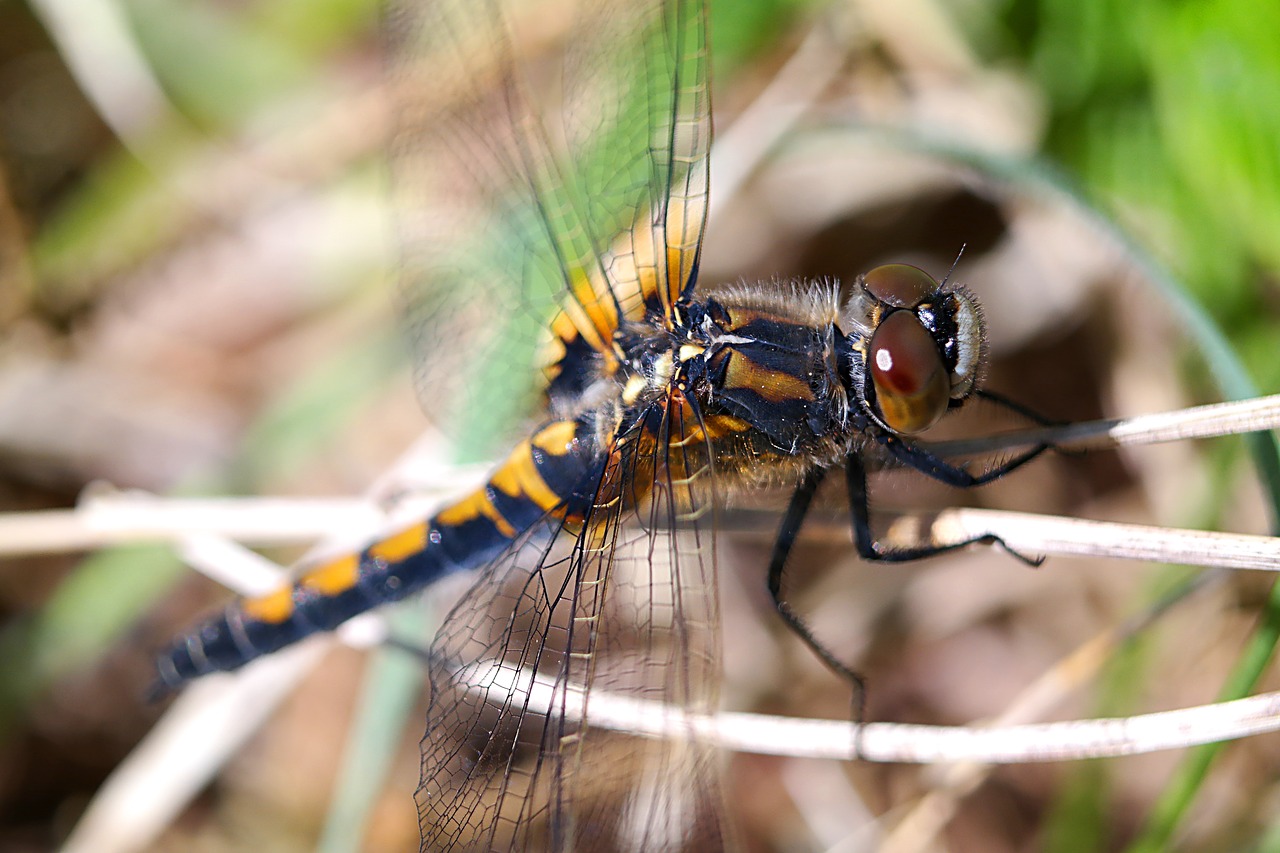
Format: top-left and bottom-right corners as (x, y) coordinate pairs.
(863, 264), (940, 309)
(868, 310), (949, 434)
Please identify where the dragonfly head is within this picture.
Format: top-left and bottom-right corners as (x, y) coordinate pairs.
(849, 264), (986, 436)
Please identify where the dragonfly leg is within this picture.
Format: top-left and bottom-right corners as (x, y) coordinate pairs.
(767, 465), (869, 750)
(848, 445), (1046, 565)
(975, 388), (1098, 462)
(764, 433), (1053, 752)
(879, 428), (1049, 489)
(974, 388), (1061, 427)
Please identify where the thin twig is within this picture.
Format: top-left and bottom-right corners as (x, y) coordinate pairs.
(449, 657), (1280, 764)
(926, 393), (1280, 459)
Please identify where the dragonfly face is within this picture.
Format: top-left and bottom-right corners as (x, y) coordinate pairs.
(853, 263), (985, 433)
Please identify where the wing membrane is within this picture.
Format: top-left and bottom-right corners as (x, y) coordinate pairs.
(558, 0), (711, 322)
(416, 398), (728, 851)
(385, 0), (711, 452)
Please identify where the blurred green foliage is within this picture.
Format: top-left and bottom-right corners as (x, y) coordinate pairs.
(996, 0), (1280, 389)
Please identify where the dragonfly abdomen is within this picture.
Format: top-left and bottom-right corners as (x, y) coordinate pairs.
(153, 418), (600, 692)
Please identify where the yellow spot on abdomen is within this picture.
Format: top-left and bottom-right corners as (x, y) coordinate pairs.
(368, 522), (428, 564)
(532, 420), (579, 456)
(435, 489), (519, 539)
(242, 552), (363, 625)
(242, 588), (294, 624)
(490, 441), (562, 512)
(300, 554), (360, 596)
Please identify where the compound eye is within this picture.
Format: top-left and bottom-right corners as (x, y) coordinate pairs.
(869, 310), (949, 434)
(863, 264), (940, 308)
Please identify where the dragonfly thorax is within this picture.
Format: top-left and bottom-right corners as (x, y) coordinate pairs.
(663, 266), (985, 463)
(674, 284), (856, 459)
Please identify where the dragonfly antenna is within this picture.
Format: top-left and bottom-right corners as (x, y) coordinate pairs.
(941, 244), (967, 287)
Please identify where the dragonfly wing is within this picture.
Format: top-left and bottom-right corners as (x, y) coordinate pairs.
(416, 400), (729, 851)
(577, 399), (729, 851)
(554, 0), (711, 325)
(385, 0), (711, 453)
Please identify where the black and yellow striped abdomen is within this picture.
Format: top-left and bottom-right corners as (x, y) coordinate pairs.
(154, 419), (603, 691)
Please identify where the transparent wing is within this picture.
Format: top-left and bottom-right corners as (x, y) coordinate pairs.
(385, 0), (710, 457)
(555, 0), (710, 322)
(416, 399), (728, 851)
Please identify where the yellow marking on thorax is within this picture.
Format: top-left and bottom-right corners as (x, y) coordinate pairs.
(669, 413), (752, 447)
(723, 351), (814, 403)
(719, 305), (770, 330)
(678, 344), (704, 362)
(367, 522), (428, 564)
(702, 413), (753, 438)
(622, 375), (647, 405)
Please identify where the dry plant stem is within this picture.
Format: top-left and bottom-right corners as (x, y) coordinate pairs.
(926, 393), (1280, 458)
(13, 493), (1269, 572)
(751, 691), (1280, 762)
(890, 508), (1280, 570)
(0, 458), (489, 558)
(879, 574), (1222, 853)
(0, 497), (379, 557)
(57, 641), (330, 853)
(456, 658), (1280, 763)
(8, 395), (1277, 560)
(29, 0), (179, 141)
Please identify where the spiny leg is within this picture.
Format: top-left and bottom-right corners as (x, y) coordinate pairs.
(974, 388), (1061, 428)
(766, 434), (1052, 752)
(851, 441), (1046, 564)
(767, 465), (869, 747)
(879, 429), (1049, 490)
(974, 388), (1098, 466)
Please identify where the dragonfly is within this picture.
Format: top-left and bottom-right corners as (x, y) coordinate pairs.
(154, 0), (1049, 848)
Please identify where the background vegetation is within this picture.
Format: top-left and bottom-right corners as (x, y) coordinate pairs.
(0, 0), (1277, 850)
